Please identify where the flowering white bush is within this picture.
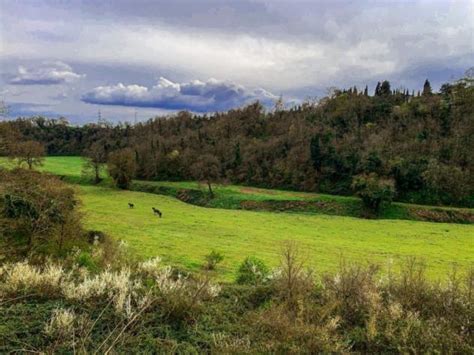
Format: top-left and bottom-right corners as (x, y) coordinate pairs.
(0, 257), (221, 316)
(1, 261), (67, 294)
(138, 257), (162, 276)
(44, 308), (76, 337)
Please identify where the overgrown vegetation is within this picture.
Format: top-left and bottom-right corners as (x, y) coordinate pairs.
(0, 168), (85, 258)
(0, 164), (472, 352)
(1, 242), (472, 353)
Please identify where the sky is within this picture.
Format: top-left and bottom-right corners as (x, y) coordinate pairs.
(0, 0), (472, 124)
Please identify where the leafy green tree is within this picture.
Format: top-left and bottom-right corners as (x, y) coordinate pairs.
(352, 173), (396, 215)
(107, 148), (137, 189)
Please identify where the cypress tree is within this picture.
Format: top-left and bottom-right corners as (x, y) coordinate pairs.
(422, 79), (432, 96)
(310, 135), (322, 172)
(380, 80), (391, 96)
(233, 142), (242, 168)
(375, 82), (381, 96)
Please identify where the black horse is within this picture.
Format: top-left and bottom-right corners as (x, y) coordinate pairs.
(152, 207), (162, 218)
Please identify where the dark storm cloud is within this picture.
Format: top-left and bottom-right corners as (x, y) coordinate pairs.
(81, 77), (278, 112)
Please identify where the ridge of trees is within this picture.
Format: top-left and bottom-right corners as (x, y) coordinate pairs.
(1, 77), (472, 207)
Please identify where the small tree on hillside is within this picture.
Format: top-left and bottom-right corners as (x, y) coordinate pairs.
(190, 153), (221, 197)
(10, 140), (45, 169)
(352, 173), (395, 216)
(204, 250), (224, 270)
(83, 142), (107, 184)
(236, 256), (269, 285)
(107, 148), (137, 189)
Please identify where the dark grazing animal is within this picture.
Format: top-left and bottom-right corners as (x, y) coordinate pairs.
(152, 207), (162, 218)
(128, 202), (134, 208)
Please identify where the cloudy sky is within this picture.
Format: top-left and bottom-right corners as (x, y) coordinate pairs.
(0, 0), (472, 124)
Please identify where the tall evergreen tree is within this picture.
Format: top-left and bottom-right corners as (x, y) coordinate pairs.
(364, 85), (368, 96)
(310, 135), (322, 172)
(374, 82), (381, 96)
(233, 142), (242, 168)
(380, 80), (391, 96)
(422, 79), (432, 96)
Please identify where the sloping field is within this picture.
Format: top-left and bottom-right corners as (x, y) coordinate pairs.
(1, 156), (473, 279)
(77, 185), (473, 280)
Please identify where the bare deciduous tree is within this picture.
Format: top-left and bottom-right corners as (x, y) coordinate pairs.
(83, 142), (107, 184)
(190, 154), (221, 197)
(10, 140), (45, 169)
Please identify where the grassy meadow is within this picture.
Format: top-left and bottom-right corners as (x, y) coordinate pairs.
(1, 156), (473, 280)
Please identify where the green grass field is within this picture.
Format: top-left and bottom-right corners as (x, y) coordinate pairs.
(1, 156), (473, 280)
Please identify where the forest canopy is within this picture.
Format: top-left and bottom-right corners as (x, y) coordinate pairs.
(1, 78), (473, 207)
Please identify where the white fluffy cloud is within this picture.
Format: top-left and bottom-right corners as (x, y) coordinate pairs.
(82, 77), (279, 112)
(9, 62), (83, 85)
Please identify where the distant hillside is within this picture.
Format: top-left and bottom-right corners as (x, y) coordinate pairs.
(1, 78), (473, 207)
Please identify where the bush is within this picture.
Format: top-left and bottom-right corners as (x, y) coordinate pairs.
(75, 251), (98, 272)
(0, 168), (85, 256)
(0, 255), (472, 353)
(352, 173), (396, 216)
(204, 250), (224, 270)
(236, 257), (269, 285)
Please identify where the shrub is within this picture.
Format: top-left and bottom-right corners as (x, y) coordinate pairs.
(236, 257), (269, 285)
(0, 169), (84, 256)
(75, 251), (99, 272)
(0, 256), (473, 353)
(204, 250), (224, 270)
(44, 308), (76, 337)
(352, 173), (396, 215)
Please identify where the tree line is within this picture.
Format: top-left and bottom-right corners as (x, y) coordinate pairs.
(1, 77), (473, 208)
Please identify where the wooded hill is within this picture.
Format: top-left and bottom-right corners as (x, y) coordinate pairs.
(1, 78), (473, 207)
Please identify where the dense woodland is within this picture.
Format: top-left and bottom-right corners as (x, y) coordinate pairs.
(1, 77), (473, 207)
